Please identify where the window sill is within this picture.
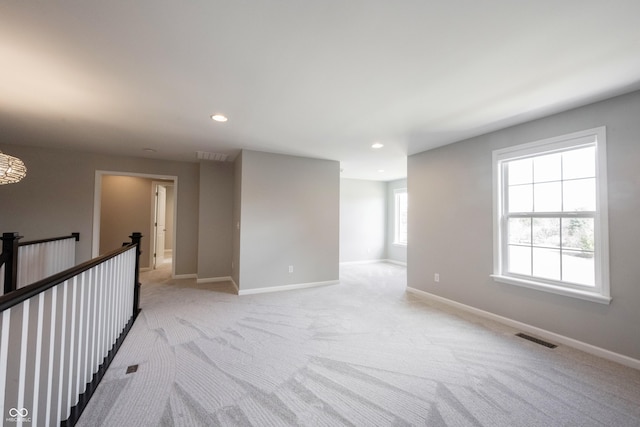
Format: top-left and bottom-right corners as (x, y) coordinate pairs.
(392, 242), (407, 247)
(491, 274), (611, 305)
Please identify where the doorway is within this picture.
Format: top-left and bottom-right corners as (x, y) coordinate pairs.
(152, 182), (174, 269)
(93, 171), (178, 276)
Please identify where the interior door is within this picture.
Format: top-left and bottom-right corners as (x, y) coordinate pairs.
(154, 184), (167, 268)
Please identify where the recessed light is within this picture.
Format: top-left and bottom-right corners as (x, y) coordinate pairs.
(142, 148), (156, 153)
(378, 169), (385, 173)
(371, 142), (384, 149)
(211, 114), (228, 122)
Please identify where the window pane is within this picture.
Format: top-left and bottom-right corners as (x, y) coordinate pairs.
(532, 218), (560, 248)
(563, 147), (595, 180)
(494, 128), (607, 298)
(508, 218), (531, 244)
(534, 181), (561, 212)
(508, 158), (533, 185)
(534, 153), (561, 182)
(508, 245), (531, 275)
(562, 218), (594, 252)
(562, 250), (594, 286)
(508, 184), (532, 213)
(532, 247), (561, 280)
(563, 178), (595, 212)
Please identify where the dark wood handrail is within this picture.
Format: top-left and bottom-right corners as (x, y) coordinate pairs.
(0, 242), (136, 313)
(18, 232), (80, 247)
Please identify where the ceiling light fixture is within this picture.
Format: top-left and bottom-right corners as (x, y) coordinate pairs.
(0, 151), (27, 185)
(211, 114), (228, 122)
(371, 142), (384, 149)
(378, 169), (385, 173)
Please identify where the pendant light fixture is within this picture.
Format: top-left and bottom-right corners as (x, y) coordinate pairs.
(0, 151), (27, 185)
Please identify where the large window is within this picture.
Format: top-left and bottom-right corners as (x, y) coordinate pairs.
(394, 188), (408, 245)
(492, 127), (610, 304)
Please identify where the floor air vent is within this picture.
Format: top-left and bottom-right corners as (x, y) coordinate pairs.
(516, 333), (557, 349)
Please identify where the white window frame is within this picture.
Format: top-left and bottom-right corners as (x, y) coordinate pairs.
(491, 127), (610, 304)
(393, 188), (408, 246)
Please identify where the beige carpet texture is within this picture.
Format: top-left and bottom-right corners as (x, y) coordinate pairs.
(77, 263), (640, 426)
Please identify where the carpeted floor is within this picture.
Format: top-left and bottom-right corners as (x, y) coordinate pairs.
(76, 262), (640, 426)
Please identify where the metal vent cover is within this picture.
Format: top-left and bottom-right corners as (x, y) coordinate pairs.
(197, 151), (228, 162)
(516, 333), (557, 349)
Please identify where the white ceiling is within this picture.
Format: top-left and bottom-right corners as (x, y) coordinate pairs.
(1, 1), (639, 181)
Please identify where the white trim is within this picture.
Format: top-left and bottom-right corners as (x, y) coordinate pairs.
(172, 273), (197, 280)
(151, 181), (172, 270)
(238, 280), (339, 296)
(492, 126), (610, 301)
(491, 274), (611, 304)
(340, 259), (386, 266)
(339, 259), (407, 267)
(196, 276), (234, 284)
(406, 287), (640, 371)
(492, 129), (599, 161)
(230, 278), (239, 294)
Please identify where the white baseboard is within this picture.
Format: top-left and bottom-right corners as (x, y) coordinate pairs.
(173, 273), (197, 280)
(340, 259), (385, 266)
(340, 259), (406, 266)
(196, 276), (233, 284)
(238, 280), (339, 296)
(406, 287), (640, 371)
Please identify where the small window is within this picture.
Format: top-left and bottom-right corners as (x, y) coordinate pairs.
(492, 127), (610, 304)
(394, 189), (408, 245)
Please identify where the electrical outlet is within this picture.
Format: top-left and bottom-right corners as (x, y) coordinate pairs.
(434, 273), (440, 283)
(288, 265), (294, 273)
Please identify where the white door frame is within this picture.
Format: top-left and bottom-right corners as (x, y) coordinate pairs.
(152, 181), (173, 269)
(93, 170), (179, 277)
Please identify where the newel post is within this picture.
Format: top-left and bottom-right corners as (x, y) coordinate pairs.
(1, 232), (22, 294)
(129, 232), (143, 318)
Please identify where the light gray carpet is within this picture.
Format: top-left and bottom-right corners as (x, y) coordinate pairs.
(77, 263), (640, 426)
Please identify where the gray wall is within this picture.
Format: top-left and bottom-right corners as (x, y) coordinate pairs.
(198, 161), (234, 280)
(408, 90), (640, 360)
(386, 178), (407, 264)
(339, 179), (386, 263)
(238, 150), (340, 291)
(0, 144), (200, 275)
